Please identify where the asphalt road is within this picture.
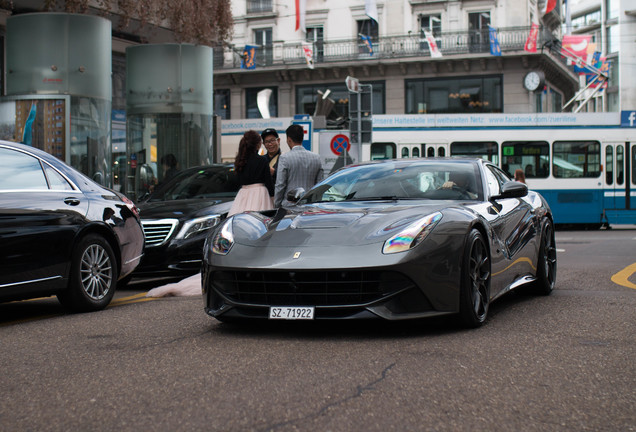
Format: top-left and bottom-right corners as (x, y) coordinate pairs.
(1, 228), (635, 431)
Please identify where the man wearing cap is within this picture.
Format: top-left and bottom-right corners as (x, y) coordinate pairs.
(274, 124), (323, 207)
(261, 128), (281, 185)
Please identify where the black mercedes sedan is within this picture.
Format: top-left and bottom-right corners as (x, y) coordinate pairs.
(133, 165), (239, 279)
(203, 158), (556, 327)
(0, 141), (144, 312)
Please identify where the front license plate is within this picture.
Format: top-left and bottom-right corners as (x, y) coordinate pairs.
(269, 306), (315, 320)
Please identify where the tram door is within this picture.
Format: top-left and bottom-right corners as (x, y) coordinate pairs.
(603, 143), (630, 211)
(424, 144), (448, 158)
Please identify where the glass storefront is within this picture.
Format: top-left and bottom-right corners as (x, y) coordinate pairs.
(405, 75), (502, 114)
(126, 113), (213, 201)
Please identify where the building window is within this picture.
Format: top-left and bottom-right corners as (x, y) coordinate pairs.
(296, 82), (385, 119)
(306, 26), (324, 63)
(214, 89), (231, 119)
(468, 12), (490, 53)
(357, 19), (378, 54)
(405, 76), (502, 114)
(246, 87), (277, 119)
(254, 28), (273, 66)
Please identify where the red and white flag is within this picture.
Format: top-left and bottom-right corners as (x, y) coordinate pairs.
(561, 34), (592, 65)
(424, 31), (442, 58)
(541, 0), (556, 15)
(295, 0), (306, 33)
(524, 23), (539, 53)
(301, 42), (314, 69)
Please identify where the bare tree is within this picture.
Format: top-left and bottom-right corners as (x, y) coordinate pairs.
(40, 0), (233, 46)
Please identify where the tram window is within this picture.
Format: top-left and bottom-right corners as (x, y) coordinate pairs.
(632, 145), (636, 185)
(412, 147), (420, 157)
(371, 142), (396, 160)
(616, 145), (624, 185)
(401, 147), (409, 158)
(501, 141), (549, 178)
(553, 141), (601, 178)
(438, 147), (445, 157)
(450, 141), (498, 164)
(427, 147), (435, 157)
(605, 146), (613, 185)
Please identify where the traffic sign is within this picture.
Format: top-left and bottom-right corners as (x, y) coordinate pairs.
(292, 119), (313, 150)
(330, 134), (350, 156)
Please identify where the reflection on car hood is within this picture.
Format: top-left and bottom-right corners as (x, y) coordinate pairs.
(231, 201), (456, 247)
(138, 198), (233, 220)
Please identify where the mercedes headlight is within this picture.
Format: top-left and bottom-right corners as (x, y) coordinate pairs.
(211, 219), (234, 255)
(382, 212), (442, 254)
(176, 215), (221, 240)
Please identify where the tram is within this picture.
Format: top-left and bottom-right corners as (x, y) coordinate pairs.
(220, 112), (635, 227)
(366, 112), (635, 227)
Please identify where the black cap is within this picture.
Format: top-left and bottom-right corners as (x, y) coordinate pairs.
(261, 128), (279, 140)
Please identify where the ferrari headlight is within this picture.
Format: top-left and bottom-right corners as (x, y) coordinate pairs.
(176, 215), (221, 240)
(382, 212), (442, 254)
(211, 219), (234, 255)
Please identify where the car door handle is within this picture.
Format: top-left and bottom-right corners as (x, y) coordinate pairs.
(64, 197), (81, 206)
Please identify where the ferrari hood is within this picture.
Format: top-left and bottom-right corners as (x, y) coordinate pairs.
(230, 201), (453, 247)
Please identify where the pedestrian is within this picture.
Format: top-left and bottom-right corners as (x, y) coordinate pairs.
(274, 124), (324, 207)
(261, 128), (281, 184)
(514, 168), (526, 184)
(227, 130), (274, 217)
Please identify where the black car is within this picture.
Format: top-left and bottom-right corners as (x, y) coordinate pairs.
(134, 164), (240, 279)
(203, 158), (556, 327)
(0, 141), (144, 312)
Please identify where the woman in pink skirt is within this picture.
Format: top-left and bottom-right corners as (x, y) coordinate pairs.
(227, 130), (275, 216)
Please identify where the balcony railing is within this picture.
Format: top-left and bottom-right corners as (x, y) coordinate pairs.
(246, 0), (273, 14)
(216, 26), (558, 70)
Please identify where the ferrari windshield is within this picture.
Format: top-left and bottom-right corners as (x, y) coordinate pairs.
(147, 166), (240, 202)
(300, 160), (483, 203)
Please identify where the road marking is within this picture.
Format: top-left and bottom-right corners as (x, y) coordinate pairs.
(556, 248), (565, 252)
(611, 263), (636, 290)
(110, 292), (156, 306)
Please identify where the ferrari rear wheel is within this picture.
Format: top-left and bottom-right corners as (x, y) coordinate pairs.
(459, 229), (491, 328)
(531, 220), (557, 295)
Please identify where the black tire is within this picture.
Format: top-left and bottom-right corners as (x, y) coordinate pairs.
(57, 234), (118, 312)
(459, 229), (491, 328)
(531, 220), (557, 295)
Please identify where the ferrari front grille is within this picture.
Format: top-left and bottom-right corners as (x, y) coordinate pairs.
(212, 270), (414, 307)
(141, 219), (179, 247)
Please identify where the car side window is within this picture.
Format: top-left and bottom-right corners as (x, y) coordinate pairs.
(44, 164), (74, 190)
(0, 148), (48, 190)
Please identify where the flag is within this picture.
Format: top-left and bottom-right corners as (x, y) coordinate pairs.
(588, 57), (610, 89)
(359, 34), (373, 55)
(541, 0), (557, 15)
(574, 47), (599, 75)
(524, 23), (539, 53)
(424, 31), (442, 58)
(561, 35), (591, 65)
(241, 45), (257, 70)
(301, 42), (314, 69)
(489, 26), (501, 56)
(295, 0), (306, 33)
(365, 0), (378, 23)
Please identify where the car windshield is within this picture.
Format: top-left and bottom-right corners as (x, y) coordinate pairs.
(300, 161), (482, 204)
(146, 166), (240, 202)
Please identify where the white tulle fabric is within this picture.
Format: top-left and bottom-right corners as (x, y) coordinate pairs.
(146, 274), (201, 298)
(227, 183), (274, 217)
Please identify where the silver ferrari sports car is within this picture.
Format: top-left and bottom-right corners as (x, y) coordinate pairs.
(202, 158), (556, 327)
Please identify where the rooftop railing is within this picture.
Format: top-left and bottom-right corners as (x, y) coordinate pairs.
(215, 26), (560, 70)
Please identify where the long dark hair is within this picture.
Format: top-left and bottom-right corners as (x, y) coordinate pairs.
(234, 130), (262, 172)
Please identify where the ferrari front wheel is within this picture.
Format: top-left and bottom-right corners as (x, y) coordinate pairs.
(459, 229), (491, 328)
